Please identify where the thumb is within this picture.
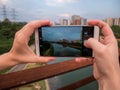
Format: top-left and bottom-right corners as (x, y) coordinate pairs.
(34, 56), (56, 63)
(84, 38), (105, 52)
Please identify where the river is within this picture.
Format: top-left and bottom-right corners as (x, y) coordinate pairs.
(47, 44), (98, 90)
(51, 43), (81, 57)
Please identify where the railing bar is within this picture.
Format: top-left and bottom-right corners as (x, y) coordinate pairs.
(57, 76), (95, 90)
(0, 49), (119, 90)
(0, 59), (92, 90)
(58, 49), (120, 90)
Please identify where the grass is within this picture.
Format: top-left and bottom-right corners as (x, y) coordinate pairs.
(17, 63), (47, 90)
(18, 80), (46, 90)
(0, 67), (12, 74)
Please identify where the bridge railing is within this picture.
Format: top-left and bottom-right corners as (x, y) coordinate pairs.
(0, 49), (119, 90)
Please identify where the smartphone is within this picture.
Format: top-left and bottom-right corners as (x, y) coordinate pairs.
(35, 26), (99, 57)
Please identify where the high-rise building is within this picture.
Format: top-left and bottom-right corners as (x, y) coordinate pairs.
(71, 15), (81, 25)
(71, 15), (87, 25)
(114, 18), (120, 26)
(104, 18), (120, 26)
(81, 17), (87, 25)
(59, 19), (70, 25)
(119, 18), (120, 26)
(105, 18), (114, 26)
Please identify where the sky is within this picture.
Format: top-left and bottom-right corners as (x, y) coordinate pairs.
(0, 0), (120, 22)
(42, 26), (82, 41)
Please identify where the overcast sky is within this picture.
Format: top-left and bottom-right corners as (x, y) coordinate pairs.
(42, 26), (82, 41)
(0, 0), (120, 22)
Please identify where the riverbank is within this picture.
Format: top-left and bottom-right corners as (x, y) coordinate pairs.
(45, 80), (51, 90)
(18, 63), (47, 90)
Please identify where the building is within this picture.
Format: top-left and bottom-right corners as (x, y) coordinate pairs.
(71, 15), (81, 25)
(114, 18), (120, 26)
(71, 15), (87, 25)
(104, 17), (120, 26)
(104, 18), (114, 26)
(81, 17), (87, 25)
(59, 19), (70, 25)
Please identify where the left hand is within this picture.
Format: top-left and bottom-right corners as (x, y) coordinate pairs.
(9, 20), (56, 64)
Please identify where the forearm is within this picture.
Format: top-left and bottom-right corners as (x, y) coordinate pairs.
(0, 53), (18, 70)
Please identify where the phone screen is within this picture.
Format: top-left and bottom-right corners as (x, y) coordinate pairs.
(38, 26), (94, 57)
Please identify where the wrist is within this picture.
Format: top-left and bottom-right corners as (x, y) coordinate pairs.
(97, 70), (120, 90)
(7, 52), (20, 66)
(0, 52), (18, 70)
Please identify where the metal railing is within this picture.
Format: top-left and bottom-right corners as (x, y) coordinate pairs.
(0, 49), (120, 90)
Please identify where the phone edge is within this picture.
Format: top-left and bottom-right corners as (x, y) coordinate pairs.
(35, 29), (40, 56)
(93, 26), (100, 57)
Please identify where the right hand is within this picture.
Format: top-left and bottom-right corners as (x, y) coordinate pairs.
(76, 20), (120, 81)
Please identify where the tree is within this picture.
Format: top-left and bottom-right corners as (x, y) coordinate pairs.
(3, 18), (10, 23)
(111, 26), (120, 38)
(2, 18), (11, 26)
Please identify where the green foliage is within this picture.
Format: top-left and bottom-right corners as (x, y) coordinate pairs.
(111, 26), (120, 38)
(28, 34), (35, 45)
(111, 26), (120, 48)
(0, 38), (13, 54)
(0, 21), (27, 54)
(118, 41), (120, 48)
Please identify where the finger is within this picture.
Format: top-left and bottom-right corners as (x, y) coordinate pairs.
(88, 20), (114, 38)
(84, 38), (105, 52)
(22, 20), (51, 38)
(33, 56), (56, 63)
(75, 57), (94, 63)
(75, 57), (88, 62)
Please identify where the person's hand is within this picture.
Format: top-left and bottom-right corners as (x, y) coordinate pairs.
(9, 20), (56, 65)
(76, 20), (120, 89)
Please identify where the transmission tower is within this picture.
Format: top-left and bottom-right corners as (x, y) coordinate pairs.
(1, 5), (7, 20)
(11, 8), (17, 22)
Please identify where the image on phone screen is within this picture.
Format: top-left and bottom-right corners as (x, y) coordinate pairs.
(37, 26), (95, 57)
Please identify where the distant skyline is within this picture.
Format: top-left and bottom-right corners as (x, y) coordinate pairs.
(0, 0), (120, 22)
